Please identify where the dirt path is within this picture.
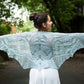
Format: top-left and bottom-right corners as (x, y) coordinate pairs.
(59, 57), (84, 84)
(0, 55), (84, 84)
(0, 59), (30, 84)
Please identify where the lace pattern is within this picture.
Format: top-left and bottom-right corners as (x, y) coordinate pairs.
(0, 32), (84, 70)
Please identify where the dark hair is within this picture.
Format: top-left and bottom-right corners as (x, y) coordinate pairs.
(29, 13), (48, 31)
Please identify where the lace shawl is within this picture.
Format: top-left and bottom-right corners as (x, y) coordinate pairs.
(0, 32), (84, 70)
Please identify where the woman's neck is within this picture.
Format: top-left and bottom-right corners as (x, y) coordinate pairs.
(38, 29), (47, 32)
(38, 30), (43, 32)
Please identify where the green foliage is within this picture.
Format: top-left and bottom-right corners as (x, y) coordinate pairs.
(11, 0), (77, 32)
(70, 14), (84, 32)
(0, 0), (25, 34)
(16, 20), (34, 32)
(0, 0), (16, 35)
(18, 20), (24, 27)
(11, 0), (46, 13)
(72, 0), (84, 3)
(43, 0), (84, 32)
(9, 0), (84, 32)
(0, 24), (11, 35)
(0, 2), (11, 19)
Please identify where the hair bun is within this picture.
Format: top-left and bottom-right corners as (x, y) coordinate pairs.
(29, 13), (38, 21)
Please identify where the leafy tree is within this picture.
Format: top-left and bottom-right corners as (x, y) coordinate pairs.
(0, 1), (10, 22)
(0, 0), (25, 35)
(0, 0), (15, 35)
(0, 0), (17, 22)
(10, 0), (84, 32)
(44, 0), (76, 32)
(0, 25), (11, 35)
(72, 0), (84, 15)
(20, 21), (34, 32)
(11, 0), (46, 13)
(70, 0), (84, 32)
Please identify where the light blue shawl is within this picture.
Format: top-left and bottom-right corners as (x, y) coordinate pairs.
(0, 32), (84, 70)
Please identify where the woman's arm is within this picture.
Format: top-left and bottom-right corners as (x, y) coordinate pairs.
(50, 33), (84, 69)
(0, 32), (36, 69)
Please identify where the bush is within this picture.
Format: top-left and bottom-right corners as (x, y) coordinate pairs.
(0, 25), (11, 35)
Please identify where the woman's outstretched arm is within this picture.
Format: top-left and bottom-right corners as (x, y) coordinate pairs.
(50, 33), (84, 69)
(0, 32), (36, 69)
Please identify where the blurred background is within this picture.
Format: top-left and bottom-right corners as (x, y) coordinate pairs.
(0, 0), (84, 35)
(0, 0), (84, 84)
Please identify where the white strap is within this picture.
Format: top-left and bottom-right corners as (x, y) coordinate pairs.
(42, 69), (45, 84)
(35, 70), (38, 84)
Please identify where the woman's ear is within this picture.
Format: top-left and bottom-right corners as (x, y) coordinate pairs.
(42, 23), (46, 28)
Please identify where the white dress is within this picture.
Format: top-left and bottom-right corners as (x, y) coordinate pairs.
(29, 68), (60, 84)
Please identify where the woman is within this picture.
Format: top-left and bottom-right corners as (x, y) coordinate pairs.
(29, 13), (61, 84)
(30, 13), (52, 32)
(0, 13), (84, 84)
